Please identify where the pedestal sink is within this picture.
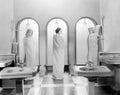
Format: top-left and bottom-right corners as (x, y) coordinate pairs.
(74, 65), (113, 77)
(0, 67), (36, 95)
(99, 52), (120, 91)
(0, 67), (36, 78)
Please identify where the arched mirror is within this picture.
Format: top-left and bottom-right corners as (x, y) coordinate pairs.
(76, 17), (97, 65)
(16, 18), (39, 69)
(47, 18), (68, 66)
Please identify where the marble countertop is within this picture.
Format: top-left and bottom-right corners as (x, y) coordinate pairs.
(74, 66), (113, 77)
(99, 52), (120, 64)
(0, 60), (13, 67)
(0, 67), (36, 79)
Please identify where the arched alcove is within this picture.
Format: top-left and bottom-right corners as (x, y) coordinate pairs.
(16, 18), (40, 67)
(47, 18), (68, 66)
(76, 17), (97, 65)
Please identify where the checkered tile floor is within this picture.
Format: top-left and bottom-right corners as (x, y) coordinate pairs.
(0, 73), (118, 95)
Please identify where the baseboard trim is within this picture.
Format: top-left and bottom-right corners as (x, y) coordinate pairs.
(45, 65), (70, 73)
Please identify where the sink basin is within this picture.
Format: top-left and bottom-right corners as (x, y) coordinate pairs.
(74, 66), (113, 77)
(80, 67), (95, 71)
(0, 67), (36, 79)
(6, 67), (24, 73)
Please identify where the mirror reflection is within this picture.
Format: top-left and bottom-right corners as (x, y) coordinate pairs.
(17, 18), (39, 69)
(76, 17), (96, 65)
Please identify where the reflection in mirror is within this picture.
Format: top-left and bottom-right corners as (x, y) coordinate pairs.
(17, 18), (39, 69)
(76, 17), (96, 65)
(47, 18), (68, 67)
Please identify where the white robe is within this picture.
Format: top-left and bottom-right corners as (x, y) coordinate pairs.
(53, 34), (65, 79)
(24, 37), (36, 69)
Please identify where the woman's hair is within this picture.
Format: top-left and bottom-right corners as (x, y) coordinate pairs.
(55, 27), (61, 34)
(26, 29), (33, 37)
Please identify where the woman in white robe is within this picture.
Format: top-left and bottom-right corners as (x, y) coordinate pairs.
(23, 29), (36, 69)
(53, 27), (65, 80)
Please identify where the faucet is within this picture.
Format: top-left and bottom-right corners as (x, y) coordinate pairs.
(35, 65), (40, 73)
